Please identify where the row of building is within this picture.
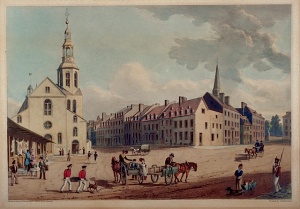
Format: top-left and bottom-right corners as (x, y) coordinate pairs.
(88, 64), (266, 147)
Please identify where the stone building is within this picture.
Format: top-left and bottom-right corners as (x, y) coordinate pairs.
(203, 64), (241, 145)
(236, 102), (265, 143)
(12, 15), (90, 155)
(282, 111), (291, 140)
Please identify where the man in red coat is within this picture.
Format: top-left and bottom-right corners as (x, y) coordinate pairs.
(76, 165), (88, 193)
(60, 164), (72, 193)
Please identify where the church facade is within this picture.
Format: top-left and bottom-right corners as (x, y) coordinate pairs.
(12, 16), (90, 155)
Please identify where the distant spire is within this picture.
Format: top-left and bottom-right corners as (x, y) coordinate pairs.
(212, 62), (221, 97)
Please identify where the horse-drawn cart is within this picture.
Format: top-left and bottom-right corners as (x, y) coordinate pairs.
(130, 144), (151, 155)
(119, 164), (178, 185)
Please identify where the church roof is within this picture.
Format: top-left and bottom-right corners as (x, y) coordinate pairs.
(204, 92), (239, 113)
(18, 96), (28, 114)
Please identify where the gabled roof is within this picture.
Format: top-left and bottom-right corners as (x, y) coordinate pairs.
(141, 105), (167, 121)
(162, 97), (203, 119)
(204, 92), (239, 113)
(236, 105), (264, 119)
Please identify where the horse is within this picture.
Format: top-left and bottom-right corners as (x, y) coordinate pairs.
(244, 147), (257, 159)
(174, 161), (197, 184)
(111, 156), (121, 182)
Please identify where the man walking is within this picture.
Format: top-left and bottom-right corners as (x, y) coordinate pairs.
(272, 156), (281, 193)
(38, 157), (46, 180)
(94, 151), (98, 162)
(234, 164), (243, 192)
(76, 165), (88, 193)
(10, 160), (19, 186)
(60, 164), (72, 193)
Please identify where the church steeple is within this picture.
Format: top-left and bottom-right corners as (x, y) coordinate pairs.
(212, 62), (221, 97)
(57, 11), (79, 94)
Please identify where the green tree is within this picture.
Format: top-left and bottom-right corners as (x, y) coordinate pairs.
(270, 115), (283, 136)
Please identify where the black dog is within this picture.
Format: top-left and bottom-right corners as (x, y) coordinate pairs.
(226, 187), (242, 195)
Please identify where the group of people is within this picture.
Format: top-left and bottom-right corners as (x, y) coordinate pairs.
(60, 164), (89, 193)
(254, 140), (264, 153)
(234, 155), (282, 194)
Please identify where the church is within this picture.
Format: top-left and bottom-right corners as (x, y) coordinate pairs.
(12, 15), (90, 155)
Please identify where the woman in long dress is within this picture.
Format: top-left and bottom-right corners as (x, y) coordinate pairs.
(139, 158), (147, 180)
(23, 150), (31, 170)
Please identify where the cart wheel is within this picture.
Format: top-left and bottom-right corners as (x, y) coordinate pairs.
(165, 167), (173, 185)
(120, 165), (127, 185)
(137, 174), (144, 184)
(151, 174), (159, 183)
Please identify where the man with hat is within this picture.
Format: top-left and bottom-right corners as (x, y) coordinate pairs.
(38, 156), (47, 180)
(60, 164), (72, 193)
(76, 165), (88, 193)
(272, 156), (281, 193)
(10, 160), (18, 186)
(254, 140), (260, 152)
(119, 150), (132, 175)
(165, 153), (175, 167)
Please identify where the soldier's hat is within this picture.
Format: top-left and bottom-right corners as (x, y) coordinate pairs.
(12, 160), (16, 164)
(169, 153), (174, 157)
(275, 156), (280, 163)
(82, 165), (87, 169)
(67, 164), (72, 167)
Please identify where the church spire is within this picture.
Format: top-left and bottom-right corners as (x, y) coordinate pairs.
(212, 61), (221, 97)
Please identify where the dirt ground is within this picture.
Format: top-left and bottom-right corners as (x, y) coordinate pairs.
(8, 140), (291, 200)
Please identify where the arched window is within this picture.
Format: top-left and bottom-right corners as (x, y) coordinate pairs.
(17, 115), (22, 123)
(73, 100), (76, 113)
(44, 99), (52, 115)
(73, 127), (78, 136)
(66, 72), (70, 87)
(74, 72), (78, 88)
(73, 116), (77, 123)
(58, 133), (62, 144)
(67, 100), (71, 110)
(66, 47), (70, 56)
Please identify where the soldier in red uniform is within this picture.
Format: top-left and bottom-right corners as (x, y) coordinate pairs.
(76, 165), (88, 193)
(60, 164), (72, 193)
(272, 156), (281, 193)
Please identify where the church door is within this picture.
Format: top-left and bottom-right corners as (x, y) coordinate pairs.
(72, 140), (79, 154)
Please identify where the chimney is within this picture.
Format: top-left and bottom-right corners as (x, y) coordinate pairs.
(219, 93), (225, 103)
(165, 100), (169, 106)
(179, 96), (183, 106)
(225, 96), (230, 105)
(241, 102), (247, 115)
(139, 103), (144, 112)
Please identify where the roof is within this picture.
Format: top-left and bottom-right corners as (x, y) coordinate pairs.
(141, 105), (167, 121)
(283, 111), (291, 118)
(18, 97), (28, 113)
(245, 106), (264, 119)
(7, 118), (54, 144)
(205, 92), (239, 113)
(162, 97), (203, 119)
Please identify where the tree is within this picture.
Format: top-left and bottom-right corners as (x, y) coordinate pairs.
(269, 115), (283, 136)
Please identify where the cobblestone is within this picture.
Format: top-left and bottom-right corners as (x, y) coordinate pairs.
(256, 184), (291, 199)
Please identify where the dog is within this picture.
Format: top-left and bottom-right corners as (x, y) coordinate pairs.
(226, 187), (242, 195)
(87, 182), (99, 192)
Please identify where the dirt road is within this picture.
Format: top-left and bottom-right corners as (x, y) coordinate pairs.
(8, 140), (291, 200)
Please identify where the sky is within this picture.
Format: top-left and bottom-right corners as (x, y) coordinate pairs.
(6, 5), (291, 121)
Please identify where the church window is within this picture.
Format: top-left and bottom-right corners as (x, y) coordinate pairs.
(45, 87), (50, 93)
(44, 99), (52, 115)
(66, 47), (70, 56)
(44, 121), (52, 129)
(58, 133), (62, 144)
(73, 127), (78, 136)
(74, 72), (78, 88)
(67, 100), (70, 110)
(17, 115), (22, 123)
(66, 72), (70, 87)
(73, 100), (76, 113)
(73, 115), (77, 123)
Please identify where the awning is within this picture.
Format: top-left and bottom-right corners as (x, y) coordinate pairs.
(7, 118), (54, 144)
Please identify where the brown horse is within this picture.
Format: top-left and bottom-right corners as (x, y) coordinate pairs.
(244, 148), (257, 159)
(111, 156), (121, 182)
(174, 161), (197, 184)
